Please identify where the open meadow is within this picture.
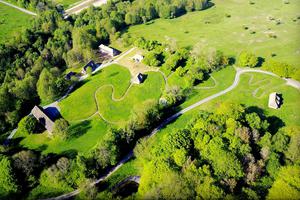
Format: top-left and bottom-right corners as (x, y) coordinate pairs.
(0, 2), (33, 43)
(127, 0), (300, 67)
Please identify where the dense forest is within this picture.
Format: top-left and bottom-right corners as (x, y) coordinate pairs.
(132, 103), (300, 199)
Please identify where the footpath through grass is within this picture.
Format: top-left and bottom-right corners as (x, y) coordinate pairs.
(127, 0), (300, 67)
(97, 71), (165, 124)
(0, 2), (33, 43)
(59, 64), (131, 122)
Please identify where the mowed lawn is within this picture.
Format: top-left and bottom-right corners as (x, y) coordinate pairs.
(0, 3), (33, 43)
(173, 66), (237, 109)
(59, 64), (131, 122)
(18, 116), (108, 155)
(127, 0), (300, 67)
(97, 71), (165, 123)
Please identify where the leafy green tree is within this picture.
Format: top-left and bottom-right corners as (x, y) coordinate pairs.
(143, 51), (161, 67)
(237, 51), (258, 68)
(0, 156), (18, 198)
(53, 118), (69, 140)
(37, 68), (57, 103)
(18, 116), (37, 135)
(267, 165), (300, 199)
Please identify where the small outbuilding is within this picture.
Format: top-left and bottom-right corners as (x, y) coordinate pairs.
(268, 92), (281, 109)
(65, 71), (76, 80)
(132, 73), (146, 84)
(82, 60), (97, 74)
(31, 106), (55, 133)
(99, 44), (118, 57)
(132, 54), (144, 63)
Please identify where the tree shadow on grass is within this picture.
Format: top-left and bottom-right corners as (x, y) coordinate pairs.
(67, 120), (92, 139)
(267, 116), (285, 134)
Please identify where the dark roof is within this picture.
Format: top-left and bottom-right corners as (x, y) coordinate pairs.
(137, 73), (144, 83)
(83, 60), (97, 72)
(65, 71), (76, 80)
(31, 106), (55, 133)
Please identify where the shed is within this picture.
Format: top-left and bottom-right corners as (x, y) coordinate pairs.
(82, 60), (97, 74)
(31, 106), (55, 133)
(132, 73), (145, 84)
(99, 44), (118, 57)
(268, 92), (281, 109)
(65, 71), (76, 80)
(132, 54), (144, 62)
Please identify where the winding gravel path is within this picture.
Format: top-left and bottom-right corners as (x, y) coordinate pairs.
(0, 0), (37, 16)
(42, 67), (298, 200)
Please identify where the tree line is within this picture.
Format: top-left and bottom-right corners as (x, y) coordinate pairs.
(0, 0), (210, 135)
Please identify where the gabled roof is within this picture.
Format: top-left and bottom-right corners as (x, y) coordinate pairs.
(83, 60), (97, 72)
(268, 92), (280, 109)
(132, 73), (145, 84)
(31, 106), (55, 133)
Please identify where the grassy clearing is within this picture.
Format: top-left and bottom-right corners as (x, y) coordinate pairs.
(18, 116), (108, 155)
(127, 0), (300, 67)
(0, 3), (33, 43)
(59, 64), (131, 122)
(203, 73), (300, 126)
(97, 71), (165, 123)
(179, 66), (236, 108)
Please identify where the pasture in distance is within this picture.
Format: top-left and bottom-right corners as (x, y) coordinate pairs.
(127, 0), (300, 67)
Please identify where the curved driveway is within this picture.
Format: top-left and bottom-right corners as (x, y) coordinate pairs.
(42, 67), (298, 200)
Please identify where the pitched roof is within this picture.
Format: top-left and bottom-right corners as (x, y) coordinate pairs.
(268, 92), (280, 109)
(132, 73), (145, 84)
(31, 106), (55, 133)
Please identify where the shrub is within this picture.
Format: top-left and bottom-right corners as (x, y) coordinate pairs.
(53, 118), (69, 140)
(18, 116), (37, 135)
(237, 51), (258, 68)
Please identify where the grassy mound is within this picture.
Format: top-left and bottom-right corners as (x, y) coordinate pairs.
(97, 71), (165, 124)
(59, 64), (131, 122)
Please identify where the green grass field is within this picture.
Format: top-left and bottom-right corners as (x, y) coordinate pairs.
(97, 71), (165, 123)
(18, 116), (109, 155)
(178, 66), (236, 108)
(127, 0), (300, 67)
(60, 64), (132, 122)
(0, 3), (33, 43)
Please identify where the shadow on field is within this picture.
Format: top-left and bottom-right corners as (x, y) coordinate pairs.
(67, 120), (92, 139)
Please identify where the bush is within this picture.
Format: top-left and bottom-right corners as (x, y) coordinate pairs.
(18, 116), (37, 135)
(237, 51), (258, 68)
(262, 60), (296, 78)
(53, 118), (69, 140)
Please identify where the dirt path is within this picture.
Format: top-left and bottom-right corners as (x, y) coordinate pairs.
(65, 0), (107, 16)
(0, 0), (37, 16)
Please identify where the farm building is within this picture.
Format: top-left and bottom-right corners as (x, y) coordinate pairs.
(31, 106), (55, 133)
(82, 60), (97, 74)
(99, 44), (118, 57)
(132, 73), (146, 84)
(132, 54), (144, 62)
(268, 92), (281, 109)
(65, 71), (76, 80)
